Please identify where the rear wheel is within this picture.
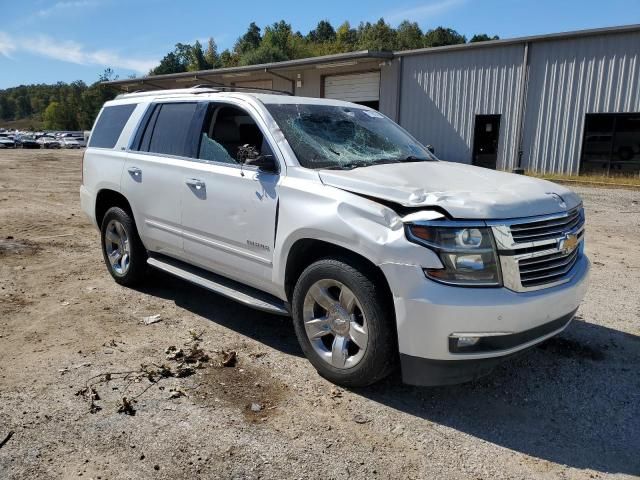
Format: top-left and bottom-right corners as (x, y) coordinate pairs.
(100, 207), (147, 286)
(292, 258), (396, 387)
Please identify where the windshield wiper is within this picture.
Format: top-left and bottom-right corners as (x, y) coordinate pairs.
(395, 155), (432, 163)
(323, 161), (370, 170)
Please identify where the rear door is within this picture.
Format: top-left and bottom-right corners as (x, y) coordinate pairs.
(179, 101), (281, 293)
(121, 101), (199, 258)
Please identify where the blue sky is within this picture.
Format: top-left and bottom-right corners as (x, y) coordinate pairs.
(0, 0), (639, 88)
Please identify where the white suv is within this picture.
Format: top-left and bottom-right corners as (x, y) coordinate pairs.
(81, 87), (590, 387)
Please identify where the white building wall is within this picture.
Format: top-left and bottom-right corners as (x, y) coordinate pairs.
(522, 31), (640, 173)
(398, 45), (526, 169)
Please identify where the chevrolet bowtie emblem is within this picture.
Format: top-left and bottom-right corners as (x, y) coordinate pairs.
(558, 233), (579, 254)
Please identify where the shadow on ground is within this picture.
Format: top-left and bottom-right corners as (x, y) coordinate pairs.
(137, 270), (302, 357)
(138, 272), (640, 476)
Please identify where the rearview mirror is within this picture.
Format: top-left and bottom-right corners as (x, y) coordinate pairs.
(245, 154), (277, 172)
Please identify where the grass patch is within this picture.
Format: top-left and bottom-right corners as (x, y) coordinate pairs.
(527, 171), (640, 189)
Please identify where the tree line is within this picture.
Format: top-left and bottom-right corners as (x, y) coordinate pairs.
(0, 69), (118, 131)
(152, 19), (498, 74)
(0, 18), (498, 130)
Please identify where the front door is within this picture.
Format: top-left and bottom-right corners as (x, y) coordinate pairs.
(180, 103), (280, 293)
(472, 114), (501, 169)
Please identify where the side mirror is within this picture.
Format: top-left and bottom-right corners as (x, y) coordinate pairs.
(245, 154), (277, 172)
(426, 144), (435, 155)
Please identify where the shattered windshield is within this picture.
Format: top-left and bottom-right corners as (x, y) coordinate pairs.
(265, 104), (436, 170)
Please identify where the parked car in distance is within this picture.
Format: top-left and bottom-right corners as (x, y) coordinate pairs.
(81, 87), (590, 387)
(37, 135), (61, 149)
(60, 137), (82, 149)
(15, 134), (41, 149)
(0, 133), (16, 148)
(72, 136), (87, 148)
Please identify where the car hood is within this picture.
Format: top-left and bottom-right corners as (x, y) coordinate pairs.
(318, 161), (582, 219)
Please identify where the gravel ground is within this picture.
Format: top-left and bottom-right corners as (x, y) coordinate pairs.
(0, 149), (638, 479)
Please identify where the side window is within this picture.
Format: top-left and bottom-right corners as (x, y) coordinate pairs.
(198, 104), (273, 164)
(137, 102), (198, 157)
(89, 104), (136, 148)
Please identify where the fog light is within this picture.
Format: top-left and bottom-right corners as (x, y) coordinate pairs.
(449, 335), (482, 352)
(456, 336), (480, 348)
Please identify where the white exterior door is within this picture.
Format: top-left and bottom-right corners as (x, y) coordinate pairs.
(120, 101), (200, 259)
(121, 153), (184, 257)
(180, 162), (279, 293)
(179, 101), (280, 293)
(324, 71), (381, 103)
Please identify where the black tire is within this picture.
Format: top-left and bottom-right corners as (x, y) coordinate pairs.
(291, 257), (397, 387)
(100, 206), (147, 286)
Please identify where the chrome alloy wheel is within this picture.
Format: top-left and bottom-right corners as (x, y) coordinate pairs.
(104, 219), (131, 276)
(302, 279), (369, 369)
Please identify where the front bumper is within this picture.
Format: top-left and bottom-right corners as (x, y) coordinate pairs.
(380, 254), (590, 386)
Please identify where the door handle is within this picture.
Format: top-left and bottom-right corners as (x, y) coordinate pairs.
(127, 166), (142, 182)
(185, 178), (205, 190)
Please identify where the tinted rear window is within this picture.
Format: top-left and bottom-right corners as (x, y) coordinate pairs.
(89, 104), (136, 148)
(143, 103), (198, 157)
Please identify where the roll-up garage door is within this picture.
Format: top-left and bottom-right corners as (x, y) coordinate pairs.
(323, 72), (380, 103)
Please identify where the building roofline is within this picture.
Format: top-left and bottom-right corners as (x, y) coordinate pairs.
(394, 23), (640, 57)
(105, 23), (640, 89)
(104, 50), (393, 88)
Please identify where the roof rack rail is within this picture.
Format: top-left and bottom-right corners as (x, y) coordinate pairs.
(115, 84), (293, 99)
(190, 84), (293, 96)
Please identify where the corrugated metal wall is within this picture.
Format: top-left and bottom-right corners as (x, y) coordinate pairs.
(522, 31), (640, 173)
(398, 45), (526, 169)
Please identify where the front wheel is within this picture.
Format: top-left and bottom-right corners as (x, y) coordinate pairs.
(100, 207), (147, 286)
(291, 258), (396, 387)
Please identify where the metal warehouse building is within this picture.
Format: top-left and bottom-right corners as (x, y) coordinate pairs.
(109, 24), (640, 175)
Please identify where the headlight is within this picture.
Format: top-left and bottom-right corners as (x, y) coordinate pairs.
(406, 224), (502, 286)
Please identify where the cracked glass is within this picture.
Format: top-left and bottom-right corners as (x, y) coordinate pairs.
(265, 104), (436, 170)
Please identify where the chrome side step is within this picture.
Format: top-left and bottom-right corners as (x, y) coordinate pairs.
(147, 255), (289, 316)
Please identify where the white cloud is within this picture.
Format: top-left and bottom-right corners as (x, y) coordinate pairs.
(37, 1), (101, 17)
(386, 0), (467, 24)
(0, 31), (156, 73)
(0, 32), (17, 58)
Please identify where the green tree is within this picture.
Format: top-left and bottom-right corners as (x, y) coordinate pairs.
(188, 40), (208, 71)
(239, 44), (288, 66)
(423, 27), (466, 47)
(234, 22), (262, 55)
(336, 21), (358, 48)
(308, 20), (336, 43)
(219, 49), (238, 68)
(204, 38), (219, 69)
(470, 33), (500, 43)
(262, 21), (294, 57)
(151, 52), (185, 75)
(43, 101), (63, 129)
(396, 21), (424, 50)
(357, 19), (396, 51)
(0, 96), (16, 120)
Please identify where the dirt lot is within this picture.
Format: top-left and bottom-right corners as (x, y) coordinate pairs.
(0, 149), (638, 479)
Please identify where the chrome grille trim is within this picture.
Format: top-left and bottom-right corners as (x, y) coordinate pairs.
(489, 206), (585, 292)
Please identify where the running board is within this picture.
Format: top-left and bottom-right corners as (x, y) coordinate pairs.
(147, 255), (289, 316)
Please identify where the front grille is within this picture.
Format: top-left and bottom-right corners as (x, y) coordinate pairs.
(510, 208), (583, 243)
(518, 245), (580, 287)
(494, 207), (586, 292)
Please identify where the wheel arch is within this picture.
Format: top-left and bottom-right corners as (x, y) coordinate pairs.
(283, 238), (394, 310)
(95, 189), (134, 228)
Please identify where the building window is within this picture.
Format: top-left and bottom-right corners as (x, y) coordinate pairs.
(581, 113), (640, 174)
